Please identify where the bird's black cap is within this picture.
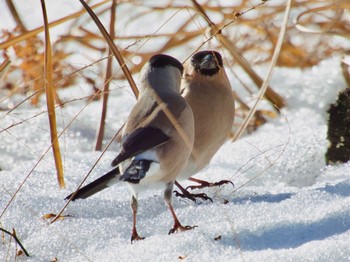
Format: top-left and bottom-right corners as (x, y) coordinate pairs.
(149, 54), (184, 75)
(191, 50), (223, 76)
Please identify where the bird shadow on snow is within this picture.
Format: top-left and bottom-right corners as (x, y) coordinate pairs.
(231, 192), (293, 204)
(235, 210), (350, 251)
(214, 180), (350, 251)
(316, 180), (350, 197)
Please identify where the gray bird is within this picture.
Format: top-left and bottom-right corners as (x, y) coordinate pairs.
(175, 50), (235, 201)
(65, 51), (234, 203)
(67, 54), (195, 241)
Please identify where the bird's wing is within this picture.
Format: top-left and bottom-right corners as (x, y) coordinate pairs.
(111, 126), (170, 166)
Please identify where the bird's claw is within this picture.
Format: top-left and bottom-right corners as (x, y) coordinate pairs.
(174, 190), (213, 202)
(168, 225), (197, 235)
(186, 180), (234, 191)
(131, 232), (145, 243)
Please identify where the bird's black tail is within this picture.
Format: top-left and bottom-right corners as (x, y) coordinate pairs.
(65, 166), (121, 201)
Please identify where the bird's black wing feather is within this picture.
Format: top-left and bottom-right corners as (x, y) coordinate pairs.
(111, 127), (170, 166)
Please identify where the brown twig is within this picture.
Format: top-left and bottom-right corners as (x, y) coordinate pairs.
(0, 227), (30, 257)
(341, 59), (350, 87)
(0, 91), (104, 220)
(294, 2), (350, 37)
(0, 57), (11, 80)
(5, 0), (27, 32)
(232, 0), (292, 141)
(51, 124), (124, 224)
(79, 0), (139, 99)
(95, 0), (117, 151)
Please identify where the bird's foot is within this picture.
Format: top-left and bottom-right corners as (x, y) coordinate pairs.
(173, 189), (213, 203)
(186, 179), (234, 191)
(168, 224), (197, 235)
(131, 231), (145, 243)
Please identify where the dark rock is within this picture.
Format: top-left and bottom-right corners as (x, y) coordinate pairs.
(326, 88), (350, 164)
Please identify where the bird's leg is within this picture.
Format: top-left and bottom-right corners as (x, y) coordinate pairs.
(165, 183), (197, 234)
(174, 181), (213, 202)
(130, 195), (145, 242)
(186, 177), (234, 191)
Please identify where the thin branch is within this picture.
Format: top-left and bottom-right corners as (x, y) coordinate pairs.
(232, 0), (292, 141)
(0, 57), (11, 80)
(5, 0), (27, 32)
(95, 0), (117, 151)
(51, 124), (124, 223)
(79, 0), (139, 98)
(0, 93), (100, 220)
(0, 227), (30, 257)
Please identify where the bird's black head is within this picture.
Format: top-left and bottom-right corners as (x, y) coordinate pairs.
(191, 50), (223, 76)
(149, 54), (184, 75)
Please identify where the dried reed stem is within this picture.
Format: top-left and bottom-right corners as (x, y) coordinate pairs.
(41, 0), (65, 188)
(95, 0), (117, 151)
(79, 0), (139, 98)
(233, 0), (292, 141)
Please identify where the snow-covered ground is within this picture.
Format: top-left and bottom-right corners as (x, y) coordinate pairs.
(1, 1), (350, 261)
(1, 57), (349, 261)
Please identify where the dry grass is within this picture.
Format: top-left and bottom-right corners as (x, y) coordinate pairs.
(1, 0), (348, 108)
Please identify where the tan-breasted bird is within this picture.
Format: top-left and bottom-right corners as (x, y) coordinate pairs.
(174, 50), (235, 201)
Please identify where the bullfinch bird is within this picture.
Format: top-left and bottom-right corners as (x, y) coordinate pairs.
(65, 51), (234, 203)
(67, 54), (195, 241)
(175, 50), (235, 201)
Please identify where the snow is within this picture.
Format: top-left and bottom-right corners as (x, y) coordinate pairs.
(1, 57), (349, 261)
(1, 2), (350, 261)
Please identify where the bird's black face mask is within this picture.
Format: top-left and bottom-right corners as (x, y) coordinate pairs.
(191, 50), (223, 76)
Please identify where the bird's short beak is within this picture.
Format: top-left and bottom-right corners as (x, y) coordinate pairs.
(199, 54), (218, 70)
